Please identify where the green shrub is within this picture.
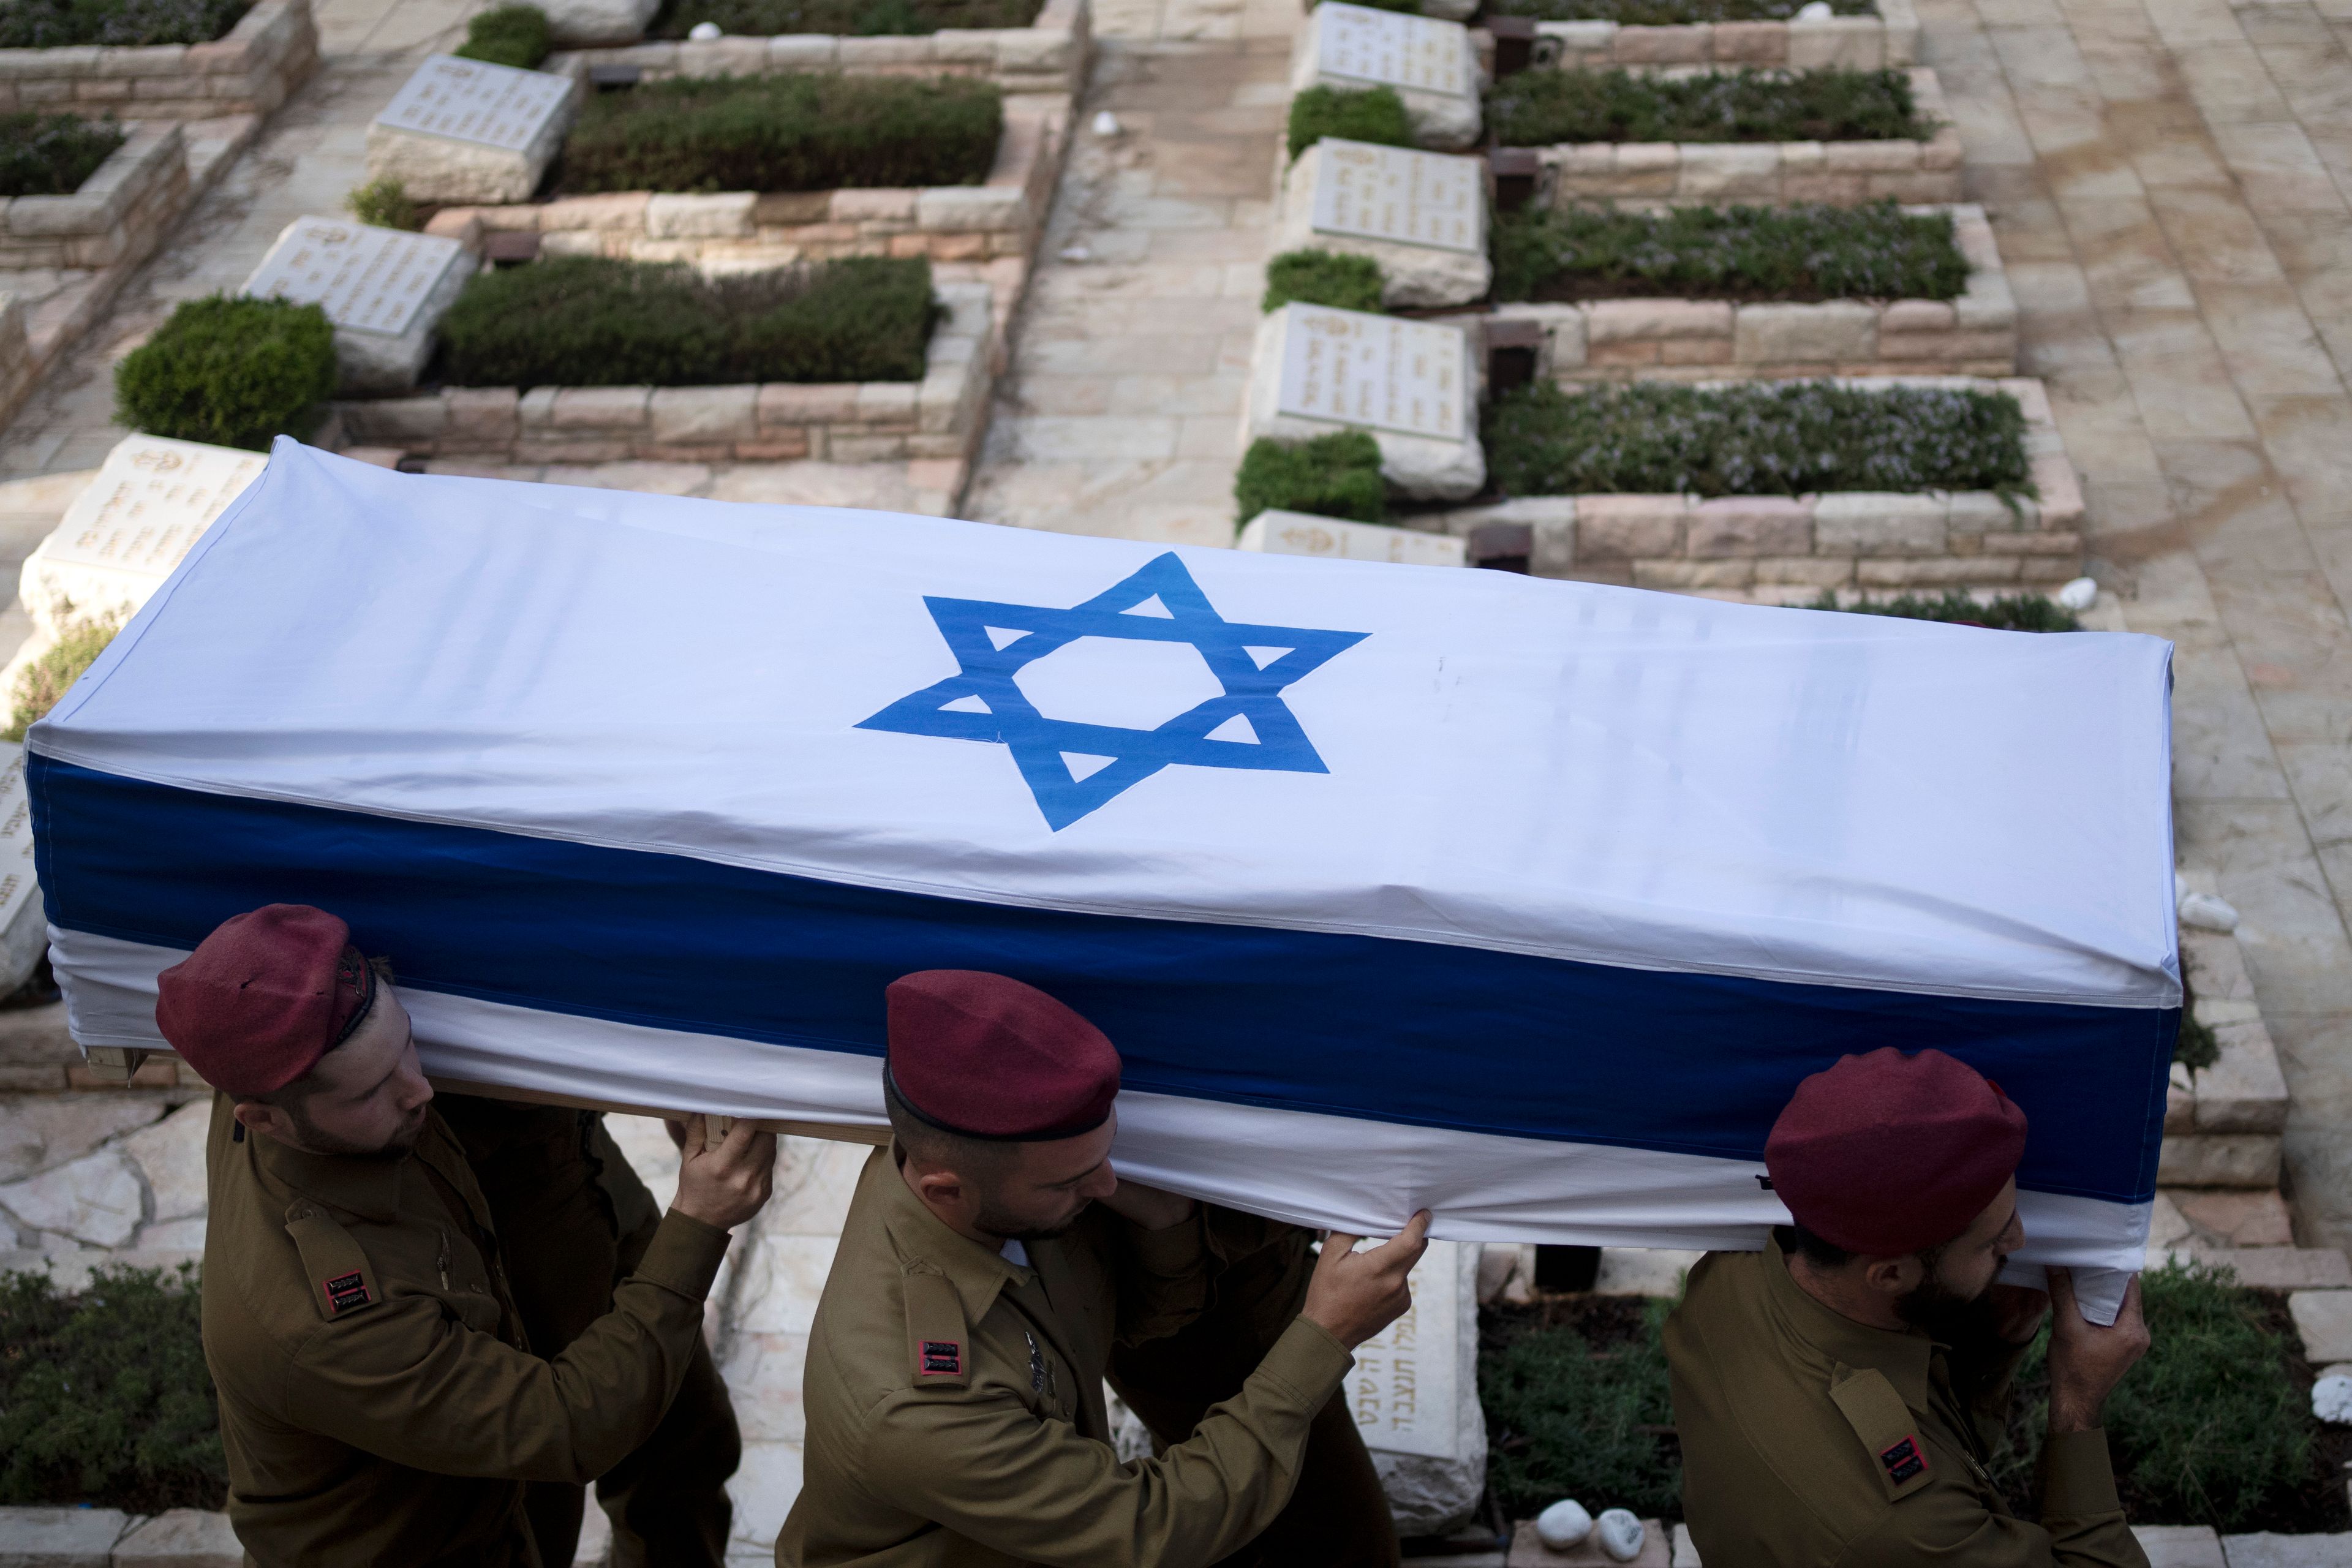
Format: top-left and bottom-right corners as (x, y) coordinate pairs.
(0, 0), (249, 46)
(113, 295), (336, 452)
(5, 620), (121, 741)
(1487, 66), (1931, 146)
(1801, 588), (2079, 633)
(559, 72), (1001, 193)
(440, 254), (938, 387)
(344, 176), (420, 232)
(653, 0), (1041, 36)
(1286, 85), (1415, 160)
(1485, 380), (2032, 500)
(1234, 433), (1387, 524)
(1491, 200), (1967, 304)
(0, 113), (126, 198)
(1992, 1264), (2323, 1532)
(1482, 1297), (1683, 1520)
(454, 2), (551, 67)
(1262, 249), (1385, 313)
(1490, 0), (1866, 19)
(0, 1265), (225, 1513)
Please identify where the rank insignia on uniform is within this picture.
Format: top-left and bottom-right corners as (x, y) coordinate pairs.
(322, 1270), (372, 1315)
(920, 1340), (962, 1377)
(1025, 1330), (1047, 1393)
(1878, 1435), (1927, 1485)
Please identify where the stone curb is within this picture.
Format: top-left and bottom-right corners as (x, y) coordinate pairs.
(1486, 202), (2013, 380)
(429, 101), (1065, 271)
(1415, 373), (2082, 590)
(1480, 0), (1918, 73)
(0, 124), (189, 273)
(0, 0), (318, 119)
(548, 0), (1090, 96)
(1518, 67), (1964, 208)
(335, 281), (996, 467)
(2160, 924), (2292, 1188)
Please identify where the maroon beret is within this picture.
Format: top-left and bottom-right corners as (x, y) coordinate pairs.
(154, 905), (377, 1096)
(886, 970), (1120, 1140)
(1765, 1046), (2028, 1256)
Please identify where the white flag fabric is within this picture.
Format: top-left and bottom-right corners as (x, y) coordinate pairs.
(30, 443), (2177, 1317)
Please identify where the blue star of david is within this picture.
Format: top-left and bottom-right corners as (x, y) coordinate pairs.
(858, 552), (1370, 830)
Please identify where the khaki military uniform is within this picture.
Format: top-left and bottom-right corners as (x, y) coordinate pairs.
(200, 1095), (731, 1567)
(1664, 1238), (2149, 1568)
(1109, 1216), (1401, 1568)
(777, 1145), (1357, 1568)
(437, 1095), (741, 1568)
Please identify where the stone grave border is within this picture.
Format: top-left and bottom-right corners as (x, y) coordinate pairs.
(1417, 374), (2084, 591)
(1481, 0), (1919, 74)
(1513, 66), (1964, 207)
(0, 0), (318, 119)
(427, 97), (1065, 272)
(1286, 2), (1485, 152)
(1485, 201), (2015, 382)
(546, 0), (1090, 97)
(334, 278), (995, 472)
(1270, 138), (1491, 309)
(2162, 922), (2295, 1194)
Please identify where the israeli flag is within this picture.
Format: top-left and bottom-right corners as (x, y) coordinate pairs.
(30, 444), (2176, 1314)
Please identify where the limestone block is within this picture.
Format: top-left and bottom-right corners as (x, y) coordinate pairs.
(2157, 1133), (2280, 1188)
(1585, 298), (1732, 344)
(1710, 20), (1787, 62)
(1507, 1517), (1670, 1566)
(1534, 19), (1615, 56)
(366, 55), (576, 205)
(114, 1509), (242, 1568)
(1676, 141), (1779, 200)
(915, 185), (1027, 233)
(552, 385), (652, 429)
(2174, 1249), (2352, 1291)
(0, 1095), (167, 1183)
(1274, 140), (1489, 308)
(1812, 491), (1947, 556)
(0, 1148), (143, 1247)
(1880, 299), (1956, 334)
(1687, 496), (1811, 557)
(767, 34), (839, 70)
(540, 0), (657, 43)
(1245, 306), (1484, 501)
(1575, 494), (1687, 559)
(2192, 1019), (2290, 1133)
(2130, 1528), (2226, 1568)
(0, 1506), (134, 1566)
(1431, 496), (1576, 575)
(650, 385), (758, 444)
(1786, 13), (1883, 67)
(2290, 1291), (2352, 1364)
(123, 1097), (210, 1223)
(1239, 510), (1466, 565)
(646, 191), (756, 239)
(21, 434), (266, 635)
(1359, 1238), (1485, 1534)
(1736, 300), (1877, 364)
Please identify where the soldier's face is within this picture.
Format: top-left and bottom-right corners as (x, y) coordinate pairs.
(971, 1117), (1122, 1242)
(255, 991), (437, 1158)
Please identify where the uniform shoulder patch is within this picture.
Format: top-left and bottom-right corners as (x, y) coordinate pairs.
(903, 1268), (970, 1390)
(284, 1200), (382, 1322)
(1828, 1365), (1934, 1502)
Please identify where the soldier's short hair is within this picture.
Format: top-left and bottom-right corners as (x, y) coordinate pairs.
(884, 1072), (1020, 1180)
(1777, 1222), (1951, 1275)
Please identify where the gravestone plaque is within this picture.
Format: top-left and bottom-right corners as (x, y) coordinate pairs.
(1275, 304), (1468, 443)
(0, 744), (42, 994)
(366, 54), (576, 205)
(1239, 509), (1466, 567)
(1351, 1238), (1486, 1533)
(1314, 2), (1476, 99)
(246, 217), (466, 338)
(1310, 140), (1482, 255)
(377, 54), (573, 153)
(21, 434), (266, 637)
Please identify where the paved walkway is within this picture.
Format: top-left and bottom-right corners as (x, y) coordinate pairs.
(1915, 0), (2352, 1254)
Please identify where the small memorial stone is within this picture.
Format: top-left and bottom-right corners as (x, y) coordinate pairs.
(20, 434), (266, 638)
(0, 744), (43, 995)
(1276, 138), (1490, 307)
(1350, 1238), (1486, 1534)
(1294, 3), (1481, 149)
(366, 54), (577, 205)
(1238, 510), (1465, 567)
(242, 216), (475, 393)
(540, 0), (659, 45)
(1246, 303), (1485, 500)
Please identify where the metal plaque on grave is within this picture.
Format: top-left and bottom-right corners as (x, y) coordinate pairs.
(375, 53), (571, 153)
(1311, 139), (1483, 255)
(47, 434), (266, 584)
(244, 216), (466, 338)
(1315, 2), (1474, 100)
(1348, 1239), (1465, 1460)
(1275, 304), (1467, 443)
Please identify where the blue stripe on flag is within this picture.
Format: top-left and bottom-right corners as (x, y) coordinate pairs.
(31, 756), (2176, 1203)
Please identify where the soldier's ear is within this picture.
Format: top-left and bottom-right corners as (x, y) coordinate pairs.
(233, 1099), (290, 1143)
(1860, 1254), (1921, 1298)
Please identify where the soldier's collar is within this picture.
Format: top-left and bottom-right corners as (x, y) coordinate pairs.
(246, 1123), (412, 1224)
(1763, 1235), (1934, 1410)
(876, 1139), (1033, 1323)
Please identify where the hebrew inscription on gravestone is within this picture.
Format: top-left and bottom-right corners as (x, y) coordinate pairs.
(376, 53), (573, 152)
(1310, 139), (1483, 255)
(1273, 304), (1468, 443)
(1313, 2), (1476, 99)
(244, 216), (467, 338)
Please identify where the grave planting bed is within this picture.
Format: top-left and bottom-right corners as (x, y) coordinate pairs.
(1494, 64), (1964, 206)
(554, 0), (1088, 96)
(1486, 200), (2016, 380)
(1420, 375), (2085, 590)
(337, 265), (995, 467)
(1480, 0), (1917, 73)
(0, 0), (317, 119)
(1289, 2), (1484, 151)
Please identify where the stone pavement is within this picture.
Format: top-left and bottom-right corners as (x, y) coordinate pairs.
(1912, 0), (2352, 1255)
